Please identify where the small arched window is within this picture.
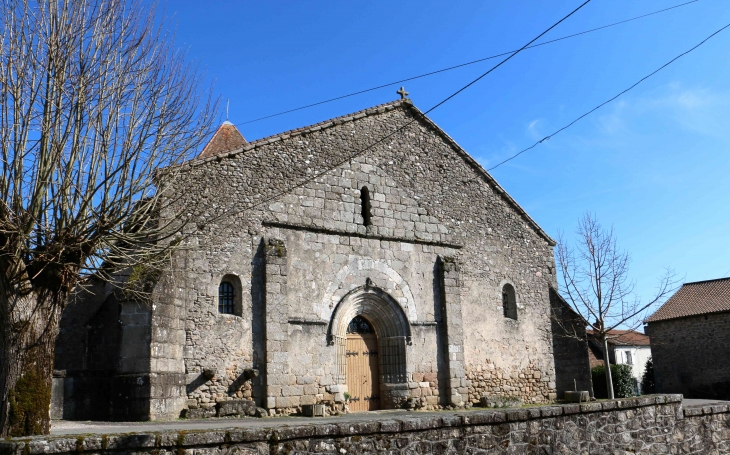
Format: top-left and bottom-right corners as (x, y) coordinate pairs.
(219, 281), (235, 314)
(360, 186), (372, 227)
(502, 283), (517, 320)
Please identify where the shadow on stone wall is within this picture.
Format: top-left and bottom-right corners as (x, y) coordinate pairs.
(433, 260), (449, 406)
(250, 238), (267, 407)
(549, 288), (593, 399)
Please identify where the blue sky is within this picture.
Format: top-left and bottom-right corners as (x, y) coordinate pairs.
(164, 0), (730, 308)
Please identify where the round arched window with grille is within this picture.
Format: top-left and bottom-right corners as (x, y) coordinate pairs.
(219, 281), (235, 314)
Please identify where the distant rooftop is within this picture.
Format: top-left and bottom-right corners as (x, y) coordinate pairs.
(646, 277), (730, 323)
(587, 329), (650, 346)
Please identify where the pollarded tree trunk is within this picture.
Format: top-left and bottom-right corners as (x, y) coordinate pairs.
(0, 265), (65, 437)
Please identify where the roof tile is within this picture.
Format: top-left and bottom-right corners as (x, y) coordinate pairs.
(199, 121), (247, 158)
(646, 277), (730, 323)
(587, 329), (650, 346)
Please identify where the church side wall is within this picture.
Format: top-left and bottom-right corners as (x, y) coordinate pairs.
(170, 233), (261, 414)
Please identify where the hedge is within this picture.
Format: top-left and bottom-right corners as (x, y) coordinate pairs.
(641, 357), (656, 394)
(591, 364), (635, 398)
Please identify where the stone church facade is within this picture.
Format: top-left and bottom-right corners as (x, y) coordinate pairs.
(53, 98), (563, 420)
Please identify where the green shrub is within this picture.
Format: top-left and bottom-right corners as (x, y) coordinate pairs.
(591, 364), (635, 398)
(640, 357), (655, 394)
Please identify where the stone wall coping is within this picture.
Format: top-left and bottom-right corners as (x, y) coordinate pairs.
(2, 394), (717, 454)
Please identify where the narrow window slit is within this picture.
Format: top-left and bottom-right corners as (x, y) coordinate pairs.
(360, 186), (372, 226)
(502, 283), (517, 320)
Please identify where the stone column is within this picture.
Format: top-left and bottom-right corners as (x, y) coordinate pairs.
(438, 255), (466, 406)
(264, 238), (289, 410)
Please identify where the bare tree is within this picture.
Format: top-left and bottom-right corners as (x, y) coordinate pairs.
(0, 0), (215, 436)
(555, 213), (677, 399)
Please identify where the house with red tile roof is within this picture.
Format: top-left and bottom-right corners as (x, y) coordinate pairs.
(586, 329), (651, 394)
(646, 277), (730, 400)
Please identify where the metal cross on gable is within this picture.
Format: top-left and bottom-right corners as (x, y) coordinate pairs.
(397, 86), (409, 99)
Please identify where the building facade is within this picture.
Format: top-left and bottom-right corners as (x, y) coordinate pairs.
(647, 277), (730, 401)
(587, 329), (651, 394)
(53, 98), (566, 420)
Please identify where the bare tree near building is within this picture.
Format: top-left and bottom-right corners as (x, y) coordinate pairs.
(555, 214), (677, 399)
(0, 0), (215, 436)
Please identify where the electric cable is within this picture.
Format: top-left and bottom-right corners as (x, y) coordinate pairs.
(487, 21), (730, 171)
(232, 0), (699, 127)
(215, 0), (593, 219)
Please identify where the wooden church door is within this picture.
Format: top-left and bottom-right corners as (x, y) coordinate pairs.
(345, 316), (380, 411)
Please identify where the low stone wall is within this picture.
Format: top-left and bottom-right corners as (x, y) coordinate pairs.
(3, 395), (729, 454)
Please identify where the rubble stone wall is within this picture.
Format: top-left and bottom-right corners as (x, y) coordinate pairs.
(8, 396), (730, 455)
(649, 312), (730, 401)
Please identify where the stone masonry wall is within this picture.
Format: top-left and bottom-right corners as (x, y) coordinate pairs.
(550, 288), (594, 399)
(154, 99), (560, 417)
(6, 396), (730, 454)
(649, 311), (730, 401)
(255, 230), (457, 413)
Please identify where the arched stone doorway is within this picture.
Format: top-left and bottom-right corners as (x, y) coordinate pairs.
(328, 284), (411, 410)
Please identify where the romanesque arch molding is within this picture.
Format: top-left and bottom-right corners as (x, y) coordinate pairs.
(317, 256), (417, 322)
(328, 284), (411, 385)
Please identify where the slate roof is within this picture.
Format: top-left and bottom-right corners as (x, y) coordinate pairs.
(646, 277), (730, 323)
(199, 121), (247, 158)
(587, 329), (650, 346)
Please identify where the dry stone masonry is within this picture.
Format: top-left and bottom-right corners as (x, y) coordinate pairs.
(54, 98), (567, 419)
(9, 396), (730, 454)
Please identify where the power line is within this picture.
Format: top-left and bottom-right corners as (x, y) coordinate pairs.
(232, 0), (699, 127)
(211, 0), (593, 222)
(487, 20), (730, 172)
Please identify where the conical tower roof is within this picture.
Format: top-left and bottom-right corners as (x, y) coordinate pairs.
(199, 121), (247, 158)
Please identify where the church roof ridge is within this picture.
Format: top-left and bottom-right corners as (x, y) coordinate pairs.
(247, 99), (407, 147)
(187, 99), (408, 165)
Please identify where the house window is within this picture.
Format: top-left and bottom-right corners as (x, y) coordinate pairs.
(502, 283), (517, 320)
(625, 351), (633, 365)
(219, 281), (235, 314)
(360, 186), (372, 227)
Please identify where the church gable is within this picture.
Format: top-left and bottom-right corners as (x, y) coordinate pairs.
(176, 99), (553, 249)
